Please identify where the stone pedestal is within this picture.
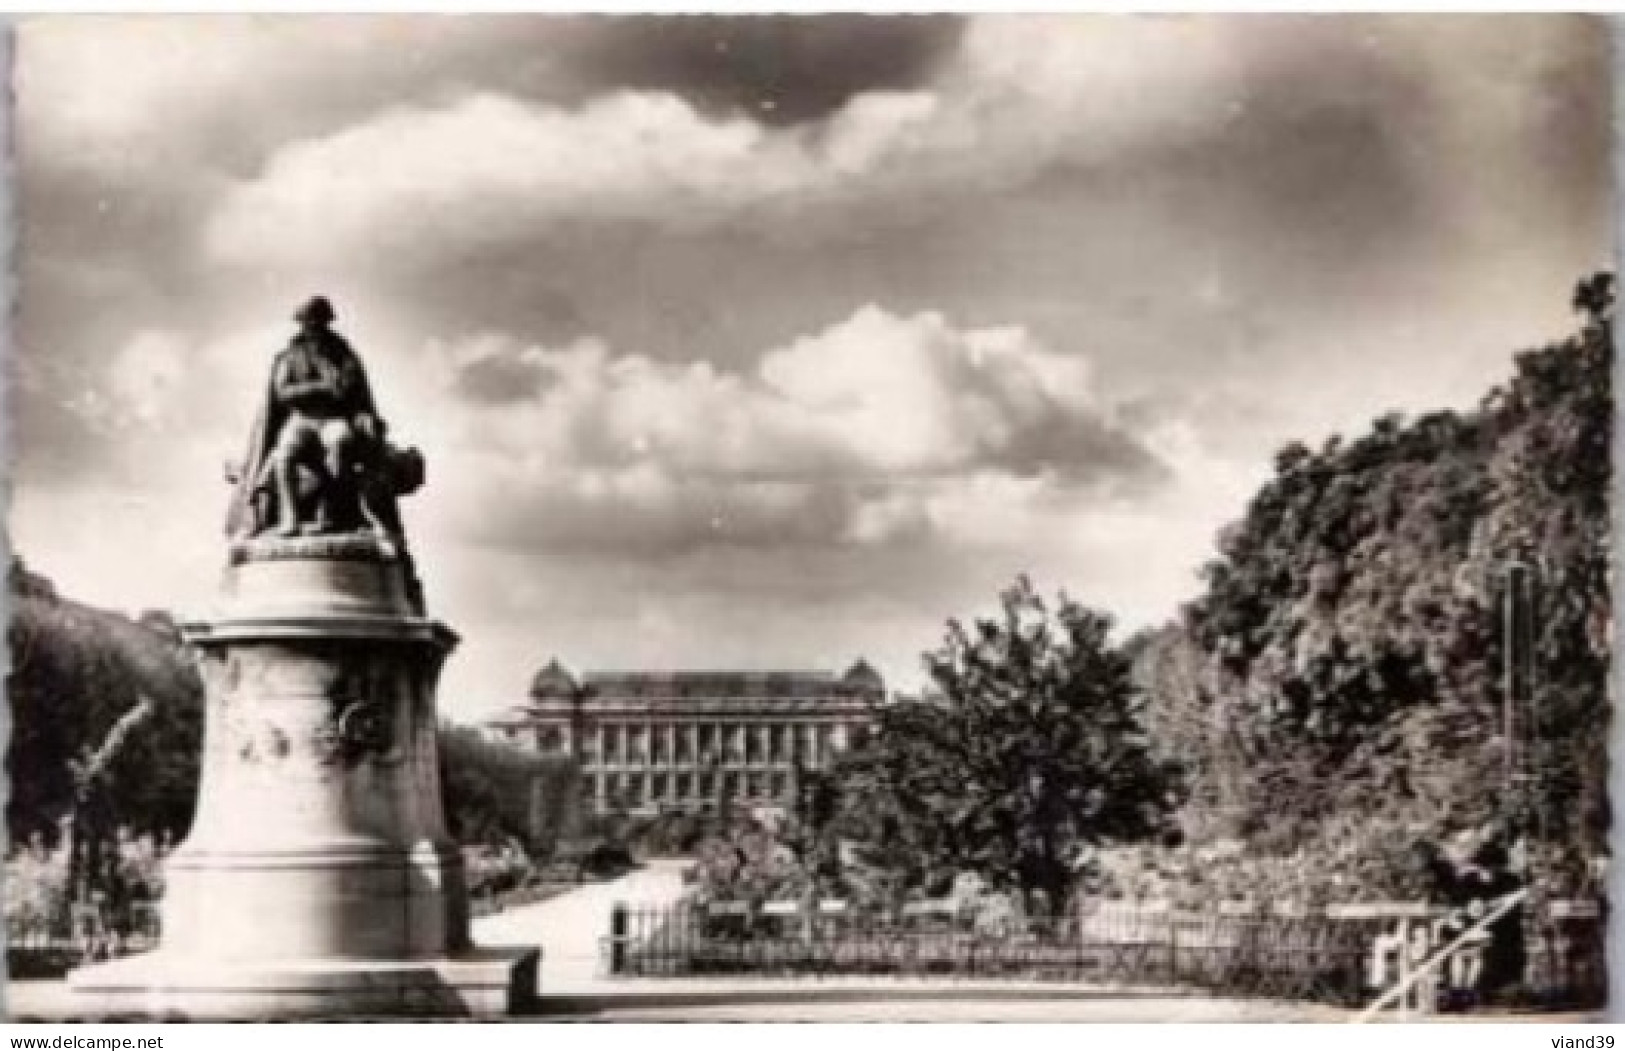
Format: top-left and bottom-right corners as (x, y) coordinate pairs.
(70, 539), (537, 1019)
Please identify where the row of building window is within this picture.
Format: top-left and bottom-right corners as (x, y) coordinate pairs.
(532, 721), (848, 766)
(592, 768), (794, 808)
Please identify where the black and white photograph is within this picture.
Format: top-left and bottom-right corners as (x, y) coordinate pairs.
(1, 13), (1613, 1023)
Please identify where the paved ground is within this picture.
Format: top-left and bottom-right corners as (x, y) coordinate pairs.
(535, 986), (1361, 1022)
(555, 1001), (1606, 1022)
(472, 857), (692, 997)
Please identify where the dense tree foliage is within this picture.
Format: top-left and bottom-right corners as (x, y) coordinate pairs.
(7, 563), (205, 845)
(437, 725), (578, 852)
(828, 578), (1184, 922)
(1138, 274), (1612, 898)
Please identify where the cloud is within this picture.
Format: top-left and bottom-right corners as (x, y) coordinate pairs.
(18, 16), (966, 174)
(416, 400), (1256, 713)
(16, 17), (565, 177)
(196, 17), (1276, 270)
(105, 331), (188, 427)
(947, 15), (1246, 150)
(546, 15), (966, 127)
(202, 89), (942, 266)
(424, 306), (1164, 555)
(199, 14), (1605, 294)
(53, 303), (1163, 567)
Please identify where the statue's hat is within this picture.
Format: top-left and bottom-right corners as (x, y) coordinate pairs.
(295, 296), (336, 326)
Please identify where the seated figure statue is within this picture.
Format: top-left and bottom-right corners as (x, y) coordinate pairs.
(227, 297), (421, 548)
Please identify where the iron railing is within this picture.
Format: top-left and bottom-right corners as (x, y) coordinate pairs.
(605, 901), (1372, 1003)
(603, 898), (1606, 1009)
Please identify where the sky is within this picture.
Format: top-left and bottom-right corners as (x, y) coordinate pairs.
(10, 14), (1611, 722)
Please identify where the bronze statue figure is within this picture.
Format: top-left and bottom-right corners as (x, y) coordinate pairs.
(227, 298), (423, 551)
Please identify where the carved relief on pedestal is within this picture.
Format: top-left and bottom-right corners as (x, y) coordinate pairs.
(313, 653), (405, 769)
(236, 722), (292, 766)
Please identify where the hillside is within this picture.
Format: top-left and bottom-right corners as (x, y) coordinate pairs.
(1135, 274), (1612, 900)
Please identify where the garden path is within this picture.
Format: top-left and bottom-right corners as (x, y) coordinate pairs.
(472, 857), (691, 996)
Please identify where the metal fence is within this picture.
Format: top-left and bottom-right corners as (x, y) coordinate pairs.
(606, 901), (1373, 1003)
(604, 899), (1606, 1009)
(1527, 900), (1609, 1009)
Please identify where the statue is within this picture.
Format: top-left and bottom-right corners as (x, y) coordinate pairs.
(227, 298), (423, 552)
(71, 297), (533, 1020)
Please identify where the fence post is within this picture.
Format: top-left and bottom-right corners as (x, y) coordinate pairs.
(609, 901), (628, 976)
(1170, 914), (1180, 985)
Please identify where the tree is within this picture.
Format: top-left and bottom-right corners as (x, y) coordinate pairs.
(6, 561), (204, 846)
(835, 577), (1185, 924)
(437, 725), (569, 851)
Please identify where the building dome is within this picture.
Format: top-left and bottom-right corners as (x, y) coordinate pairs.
(530, 659), (578, 699)
(841, 659), (884, 695)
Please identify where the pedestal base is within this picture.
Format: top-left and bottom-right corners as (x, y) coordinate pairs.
(67, 947), (539, 1020)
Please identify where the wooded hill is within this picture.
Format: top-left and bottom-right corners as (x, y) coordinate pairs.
(1131, 274), (1612, 900)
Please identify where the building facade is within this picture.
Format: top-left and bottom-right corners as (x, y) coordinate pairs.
(484, 660), (882, 814)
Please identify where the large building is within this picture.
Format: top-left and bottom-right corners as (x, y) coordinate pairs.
(484, 659), (883, 814)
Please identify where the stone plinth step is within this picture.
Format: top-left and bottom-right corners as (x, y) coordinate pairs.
(66, 947), (540, 1021)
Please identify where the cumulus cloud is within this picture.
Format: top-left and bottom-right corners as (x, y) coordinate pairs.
(199, 13), (1604, 291)
(423, 306), (1164, 554)
(198, 17), (1272, 269)
(203, 89), (940, 264)
(62, 303), (1161, 570)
